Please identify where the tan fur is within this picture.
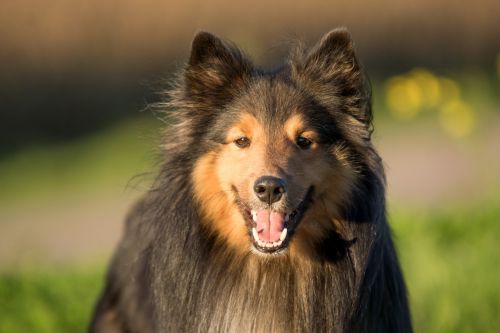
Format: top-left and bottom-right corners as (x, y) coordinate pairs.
(192, 152), (249, 252)
(284, 114), (319, 148)
(192, 111), (358, 259)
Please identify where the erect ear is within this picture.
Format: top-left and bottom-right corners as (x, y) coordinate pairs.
(188, 31), (234, 67)
(290, 28), (372, 129)
(183, 32), (253, 107)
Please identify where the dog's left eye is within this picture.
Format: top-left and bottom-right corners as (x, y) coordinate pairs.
(234, 137), (251, 148)
(296, 136), (313, 150)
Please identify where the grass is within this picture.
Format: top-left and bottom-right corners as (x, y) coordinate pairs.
(0, 206), (499, 332)
(392, 204), (500, 332)
(0, 116), (160, 206)
(0, 264), (105, 333)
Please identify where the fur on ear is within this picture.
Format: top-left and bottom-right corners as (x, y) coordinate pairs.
(290, 28), (372, 131)
(183, 32), (253, 108)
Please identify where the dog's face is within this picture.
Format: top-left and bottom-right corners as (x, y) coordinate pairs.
(187, 30), (372, 257)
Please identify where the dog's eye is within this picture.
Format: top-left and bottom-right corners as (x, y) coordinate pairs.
(234, 137), (251, 148)
(296, 136), (312, 150)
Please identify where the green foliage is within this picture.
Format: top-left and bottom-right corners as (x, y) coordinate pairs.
(391, 206), (500, 332)
(0, 116), (160, 205)
(0, 265), (105, 333)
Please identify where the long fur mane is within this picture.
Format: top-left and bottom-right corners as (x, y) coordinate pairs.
(90, 29), (412, 333)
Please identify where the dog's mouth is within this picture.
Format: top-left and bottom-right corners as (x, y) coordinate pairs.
(235, 187), (314, 254)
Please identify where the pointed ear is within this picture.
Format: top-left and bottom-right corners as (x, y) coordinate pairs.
(183, 32), (253, 107)
(188, 32), (229, 67)
(290, 28), (372, 129)
(306, 28), (356, 69)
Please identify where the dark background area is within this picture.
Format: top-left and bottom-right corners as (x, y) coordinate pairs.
(1, 0), (499, 151)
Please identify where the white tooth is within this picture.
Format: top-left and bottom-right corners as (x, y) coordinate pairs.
(258, 239), (265, 247)
(279, 228), (288, 241)
(266, 243), (273, 248)
(252, 210), (257, 221)
(252, 228), (258, 240)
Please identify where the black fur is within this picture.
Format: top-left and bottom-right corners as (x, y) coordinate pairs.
(90, 28), (412, 333)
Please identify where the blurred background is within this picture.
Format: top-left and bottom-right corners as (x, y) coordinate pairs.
(0, 0), (499, 331)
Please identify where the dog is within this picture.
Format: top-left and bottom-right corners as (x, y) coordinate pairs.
(90, 28), (412, 333)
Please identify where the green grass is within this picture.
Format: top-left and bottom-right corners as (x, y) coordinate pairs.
(0, 264), (105, 333)
(0, 206), (498, 332)
(392, 205), (500, 332)
(0, 116), (160, 206)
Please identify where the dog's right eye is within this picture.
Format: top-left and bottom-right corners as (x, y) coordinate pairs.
(234, 137), (251, 148)
(296, 136), (313, 150)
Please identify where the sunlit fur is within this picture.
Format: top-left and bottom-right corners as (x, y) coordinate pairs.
(90, 28), (412, 333)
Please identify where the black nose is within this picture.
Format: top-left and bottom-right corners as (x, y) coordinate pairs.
(253, 176), (286, 204)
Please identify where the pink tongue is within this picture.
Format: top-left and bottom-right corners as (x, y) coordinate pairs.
(255, 210), (285, 242)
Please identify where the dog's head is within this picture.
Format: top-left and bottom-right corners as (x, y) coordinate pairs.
(181, 29), (374, 257)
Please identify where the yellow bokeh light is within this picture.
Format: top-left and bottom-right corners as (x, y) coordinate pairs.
(409, 68), (441, 108)
(439, 99), (476, 138)
(385, 76), (423, 119)
(385, 68), (476, 140)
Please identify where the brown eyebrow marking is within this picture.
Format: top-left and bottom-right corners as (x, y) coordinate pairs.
(284, 114), (319, 142)
(225, 113), (261, 142)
